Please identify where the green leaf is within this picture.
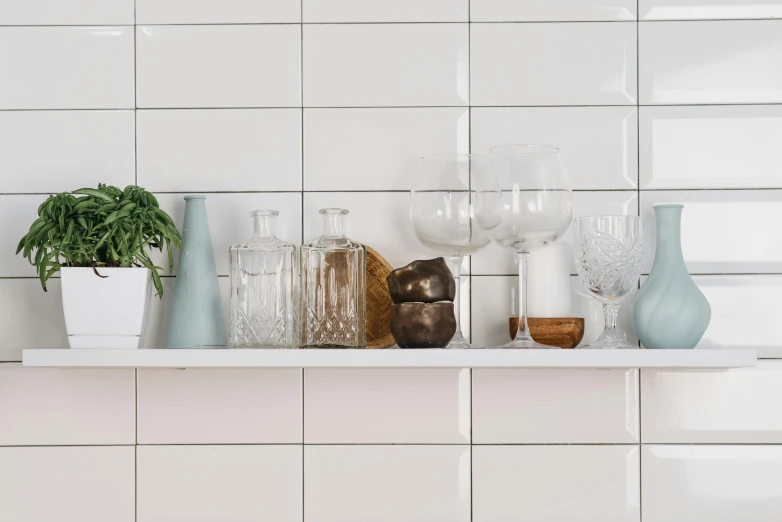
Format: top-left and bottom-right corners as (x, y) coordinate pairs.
(72, 188), (115, 202)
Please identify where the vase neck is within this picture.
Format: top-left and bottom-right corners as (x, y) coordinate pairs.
(654, 204), (684, 265)
(320, 208), (347, 238)
(251, 210), (278, 239)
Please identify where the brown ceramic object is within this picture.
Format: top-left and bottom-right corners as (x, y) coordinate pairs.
(508, 317), (585, 349)
(386, 258), (455, 303)
(391, 302), (456, 348)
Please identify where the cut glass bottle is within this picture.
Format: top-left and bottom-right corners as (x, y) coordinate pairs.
(228, 210), (298, 348)
(301, 208), (366, 348)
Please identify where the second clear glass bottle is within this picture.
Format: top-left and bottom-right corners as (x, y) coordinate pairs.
(228, 210), (298, 348)
(301, 208), (366, 347)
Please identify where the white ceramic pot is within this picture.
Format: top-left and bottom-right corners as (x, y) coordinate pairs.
(61, 267), (153, 349)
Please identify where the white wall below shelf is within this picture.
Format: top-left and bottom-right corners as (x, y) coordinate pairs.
(21, 348), (757, 370)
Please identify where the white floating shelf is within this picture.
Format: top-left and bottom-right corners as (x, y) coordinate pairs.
(22, 348), (756, 370)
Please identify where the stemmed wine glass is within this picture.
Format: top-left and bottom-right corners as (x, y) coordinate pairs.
(574, 216), (643, 349)
(410, 154), (493, 349)
(473, 145), (573, 349)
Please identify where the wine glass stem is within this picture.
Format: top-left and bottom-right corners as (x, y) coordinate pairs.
(514, 251), (534, 343)
(448, 255), (466, 343)
(602, 302), (620, 334)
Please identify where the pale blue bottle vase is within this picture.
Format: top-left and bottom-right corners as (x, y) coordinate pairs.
(166, 195), (226, 348)
(629, 204), (710, 349)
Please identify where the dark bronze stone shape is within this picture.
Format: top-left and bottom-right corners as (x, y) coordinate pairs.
(390, 302), (456, 348)
(386, 258), (455, 303)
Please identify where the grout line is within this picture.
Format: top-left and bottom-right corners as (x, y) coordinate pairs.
(4, 18), (781, 27)
(9, 187), (782, 196)
(8, 102), (782, 112)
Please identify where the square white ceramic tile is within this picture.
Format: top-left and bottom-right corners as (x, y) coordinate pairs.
(0, 0), (134, 24)
(0, 280), (67, 361)
(473, 445), (640, 522)
(0, 446), (135, 522)
(305, 445), (470, 522)
(137, 445), (302, 522)
(304, 108), (468, 190)
(470, 275), (637, 348)
(137, 0), (300, 24)
(152, 193), (302, 277)
(0, 364), (135, 445)
(473, 368), (638, 443)
(693, 276), (782, 355)
(303, 24), (468, 107)
(471, 0), (636, 21)
(137, 369), (301, 444)
(0, 111), (134, 194)
(472, 107), (638, 190)
(640, 21), (782, 104)
(137, 109), (301, 192)
(0, 27), (134, 109)
(304, 192), (441, 271)
(136, 25), (300, 108)
(143, 276), (231, 349)
(471, 191), (638, 275)
(303, 0), (467, 21)
(304, 369), (469, 443)
(640, 0), (782, 20)
(642, 362), (782, 443)
(643, 445), (782, 522)
(641, 105), (782, 189)
(640, 190), (782, 273)
(471, 22), (636, 106)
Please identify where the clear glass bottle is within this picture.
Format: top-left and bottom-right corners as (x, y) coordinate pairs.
(301, 208), (366, 348)
(228, 210), (298, 348)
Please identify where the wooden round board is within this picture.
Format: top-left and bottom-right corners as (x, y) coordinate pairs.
(365, 245), (395, 349)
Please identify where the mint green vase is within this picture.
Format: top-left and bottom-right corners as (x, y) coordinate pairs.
(629, 204), (710, 349)
(166, 195), (226, 348)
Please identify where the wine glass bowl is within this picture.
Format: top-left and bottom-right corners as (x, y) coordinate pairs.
(574, 215), (644, 349)
(473, 144), (574, 349)
(409, 154), (493, 349)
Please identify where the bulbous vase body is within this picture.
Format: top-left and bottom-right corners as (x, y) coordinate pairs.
(629, 204), (710, 349)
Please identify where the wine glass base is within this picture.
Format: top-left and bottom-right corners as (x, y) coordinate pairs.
(446, 338), (472, 349)
(582, 340), (638, 350)
(498, 339), (560, 349)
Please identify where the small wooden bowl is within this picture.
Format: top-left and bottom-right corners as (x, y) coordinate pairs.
(508, 317), (585, 349)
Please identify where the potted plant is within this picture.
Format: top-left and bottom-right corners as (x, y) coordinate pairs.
(16, 184), (181, 349)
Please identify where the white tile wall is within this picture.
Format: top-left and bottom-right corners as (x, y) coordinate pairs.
(0, 364), (135, 445)
(305, 445), (471, 522)
(137, 368), (302, 444)
(3, 2), (782, 521)
(136, 25), (301, 108)
(640, 20), (782, 104)
(0, 27), (135, 109)
(471, 22), (637, 106)
(473, 445), (641, 522)
(304, 369), (470, 443)
(0, 446), (135, 522)
(473, 368), (639, 443)
(642, 445), (782, 521)
(471, 0), (637, 21)
(137, 109), (302, 192)
(137, 445), (302, 522)
(304, 24), (469, 107)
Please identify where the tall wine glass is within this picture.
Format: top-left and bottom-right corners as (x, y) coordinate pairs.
(474, 145), (573, 349)
(574, 216), (643, 349)
(410, 154), (492, 349)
